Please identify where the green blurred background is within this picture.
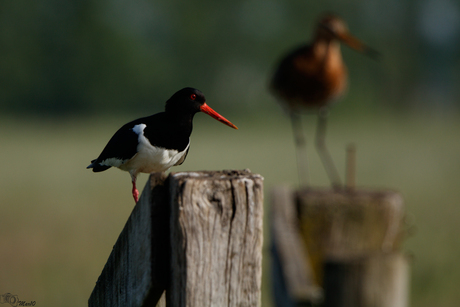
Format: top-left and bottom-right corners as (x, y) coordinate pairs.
(1, 0), (459, 306)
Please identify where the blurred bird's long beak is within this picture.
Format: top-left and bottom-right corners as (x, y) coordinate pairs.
(337, 32), (380, 60)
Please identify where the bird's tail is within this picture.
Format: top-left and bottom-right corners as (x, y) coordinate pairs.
(87, 159), (111, 172)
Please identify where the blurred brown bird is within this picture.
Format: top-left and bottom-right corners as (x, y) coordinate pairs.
(270, 13), (378, 189)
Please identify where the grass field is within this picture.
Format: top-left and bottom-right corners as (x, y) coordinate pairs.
(0, 109), (459, 306)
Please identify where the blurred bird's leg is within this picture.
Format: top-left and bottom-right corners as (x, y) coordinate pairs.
(290, 111), (310, 187)
(130, 173), (139, 203)
(315, 108), (342, 190)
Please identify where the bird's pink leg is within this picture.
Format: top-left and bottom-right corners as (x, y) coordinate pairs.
(131, 174), (139, 203)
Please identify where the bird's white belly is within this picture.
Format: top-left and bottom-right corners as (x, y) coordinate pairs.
(121, 143), (187, 174)
(118, 123), (189, 175)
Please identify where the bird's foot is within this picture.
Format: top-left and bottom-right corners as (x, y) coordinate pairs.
(132, 188), (139, 203)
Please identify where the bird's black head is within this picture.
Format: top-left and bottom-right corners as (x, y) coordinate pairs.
(165, 88), (238, 129)
(165, 87), (206, 114)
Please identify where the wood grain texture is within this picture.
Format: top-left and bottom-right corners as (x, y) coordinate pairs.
(89, 172), (169, 307)
(168, 170), (264, 307)
(89, 170), (264, 307)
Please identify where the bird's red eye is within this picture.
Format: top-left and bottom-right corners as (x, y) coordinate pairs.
(190, 94), (197, 100)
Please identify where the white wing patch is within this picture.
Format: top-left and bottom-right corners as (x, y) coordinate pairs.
(117, 123), (189, 175)
(100, 157), (129, 168)
(132, 123), (146, 136)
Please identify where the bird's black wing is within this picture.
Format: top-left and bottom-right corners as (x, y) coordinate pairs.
(142, 112), (191, 152)
(87, 117), (147, 172)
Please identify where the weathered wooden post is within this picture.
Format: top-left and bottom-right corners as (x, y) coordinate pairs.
(89, 169), (264, 307)
(271, 186), (410, 307)
(297, 188), (409, 307)
(271, 186), (323, 307)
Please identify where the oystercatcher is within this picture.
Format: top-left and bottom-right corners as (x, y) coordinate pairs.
(270, 13), (378, 189)
(87, 87), (238, 203)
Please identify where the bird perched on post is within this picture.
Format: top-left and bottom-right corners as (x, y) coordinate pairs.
(87, 87), (238, 203)
(270, 13), (378, 189)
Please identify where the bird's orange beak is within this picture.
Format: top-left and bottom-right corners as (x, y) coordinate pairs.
(200, 103), (238, 129)
(336, 32), (380, 59)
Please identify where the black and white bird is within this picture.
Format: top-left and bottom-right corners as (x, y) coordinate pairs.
(87, 87), (238, 203)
